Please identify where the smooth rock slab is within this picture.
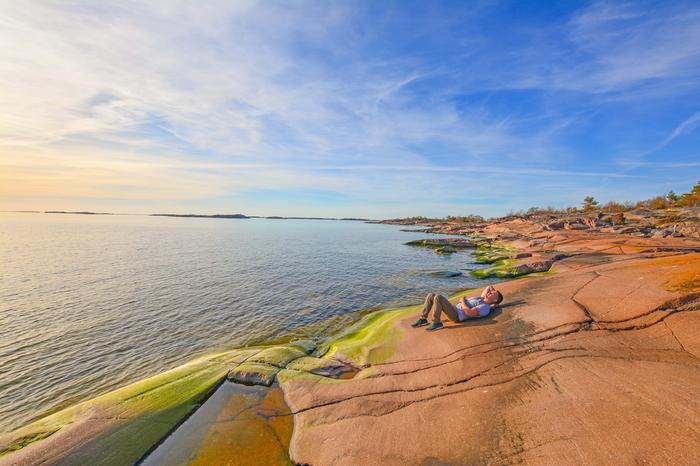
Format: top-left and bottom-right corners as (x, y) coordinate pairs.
(0, 349), (257, 466)
(284, 253), (700, 465)
(228, 362), (280, 387)
(246, 344), (309, 368)
(285, 356), (358, 379)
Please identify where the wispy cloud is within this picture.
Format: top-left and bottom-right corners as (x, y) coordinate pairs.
(0, 1), (698, 216)
(657, 111), (700, 149)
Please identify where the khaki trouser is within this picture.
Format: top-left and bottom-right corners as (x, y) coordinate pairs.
(420, 293), (460, 323)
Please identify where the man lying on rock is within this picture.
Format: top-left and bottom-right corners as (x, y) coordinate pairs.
(411, 285), (503, 331)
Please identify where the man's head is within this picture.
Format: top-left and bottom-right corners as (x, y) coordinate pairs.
(482, 285), (503, 306)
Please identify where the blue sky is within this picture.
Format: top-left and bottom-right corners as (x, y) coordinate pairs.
(1, 0), (699, 218)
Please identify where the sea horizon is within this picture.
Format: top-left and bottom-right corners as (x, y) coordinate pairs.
(0, 212), (493, 433)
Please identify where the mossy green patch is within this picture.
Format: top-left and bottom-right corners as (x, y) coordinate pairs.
(207, 348), (261, 365)
(404, 239), (474, 250)
(471, 259), (520, 278)
(285, 356), (357, 378)
(319, 305), (418, 367)
(246, 344), (308, 368)
(0, 348), (255, 464)
(227, 362), (280, 387)
(276, 368), (339, 385)
(429, 270), (463, 278)
(2, 282), (501, 463)
(313, 286), (484, 369)
(473, 251), (511, 263)
(0, 430), (57, 456)
(283, 288), (482, 381)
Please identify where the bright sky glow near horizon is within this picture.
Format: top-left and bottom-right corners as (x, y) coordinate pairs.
(1, 0), (700, 218)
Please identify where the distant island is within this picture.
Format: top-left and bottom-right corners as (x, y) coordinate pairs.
(45, 210), (113, 215)
(150, 213), (249, 219)
(150, 214), (371, 220)
(5, 211), (374, 221)
(249, 216), (373, 221)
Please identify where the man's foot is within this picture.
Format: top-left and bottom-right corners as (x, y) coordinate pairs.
(426, 322), (444, 331)
(411, 318), (428, 328)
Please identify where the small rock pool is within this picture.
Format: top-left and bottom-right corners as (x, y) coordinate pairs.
(139, 382), (293, 465)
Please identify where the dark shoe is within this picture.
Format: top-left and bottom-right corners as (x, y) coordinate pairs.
(426, 322), (444, 331)
(411, 318), (428, 328)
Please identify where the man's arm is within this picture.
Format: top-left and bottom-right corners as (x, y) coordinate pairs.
(459, 297), (482, 317)
(465, 306), (482, 317)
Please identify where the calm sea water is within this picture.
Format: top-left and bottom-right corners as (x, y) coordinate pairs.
(0, 213), (491, 432)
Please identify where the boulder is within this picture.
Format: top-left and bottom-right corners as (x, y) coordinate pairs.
(544, 221), (565, 230)
(435, 245), (457, 254)
(652, 229), (672, 238)
(564, 222), (587, 230)
(246, 345), (308, 368)
(678, 225), (699, 239)
(584, 217), (607, 229)
(429, 270), (463, 278)
(285, 357), (358, 379)
(511, 259), (553, 274)
(227, 362), (279, 386)
(404, 238), (475, 249)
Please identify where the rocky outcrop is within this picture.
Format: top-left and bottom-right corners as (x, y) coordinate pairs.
(283, 251), (700, 465)
(471, 250), (556, 279)
(3, 218), (700, 465)
(423, 206), (700, 240)
(0, 341), (319, 466)
(228, 344), (310, 386)
(429, 270), (463, 278)
(0, 349), (258, 465)
(510, 258), (553, 274)
(404, 238), (476, 249)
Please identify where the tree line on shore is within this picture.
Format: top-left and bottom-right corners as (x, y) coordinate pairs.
(394, 179), (700, 224)
(529, 179), (700, 216)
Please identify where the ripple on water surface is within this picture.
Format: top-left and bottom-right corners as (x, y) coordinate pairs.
(0, 213), (492, 432)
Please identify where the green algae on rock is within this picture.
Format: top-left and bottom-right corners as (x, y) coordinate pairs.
(0, 286), (490, 465)
(285, 356), (358, 379)
(435, 245), (457, 254)
(0, 348), (260, 465)
(247, 344), (310, 368)
(228, 362), (281, 386)
(404, 238), (475, 249)
(471, 252), (554, 278)
(227, 343), (314, 386)
(471, 258), (519, 278)
(472, 242), (517, 263)
(429, 270), (463, 278)
(319, 308), (413, 367)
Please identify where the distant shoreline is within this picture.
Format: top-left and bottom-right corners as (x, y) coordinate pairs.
(151, 213), (249, 219)
(4, 210), (373, 221)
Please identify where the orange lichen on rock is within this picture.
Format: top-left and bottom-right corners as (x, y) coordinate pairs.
(666, 268), (700, 292)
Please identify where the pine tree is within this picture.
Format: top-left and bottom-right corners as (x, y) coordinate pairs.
(679, 180), (700, 207)
(582, 196), (599, 211)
